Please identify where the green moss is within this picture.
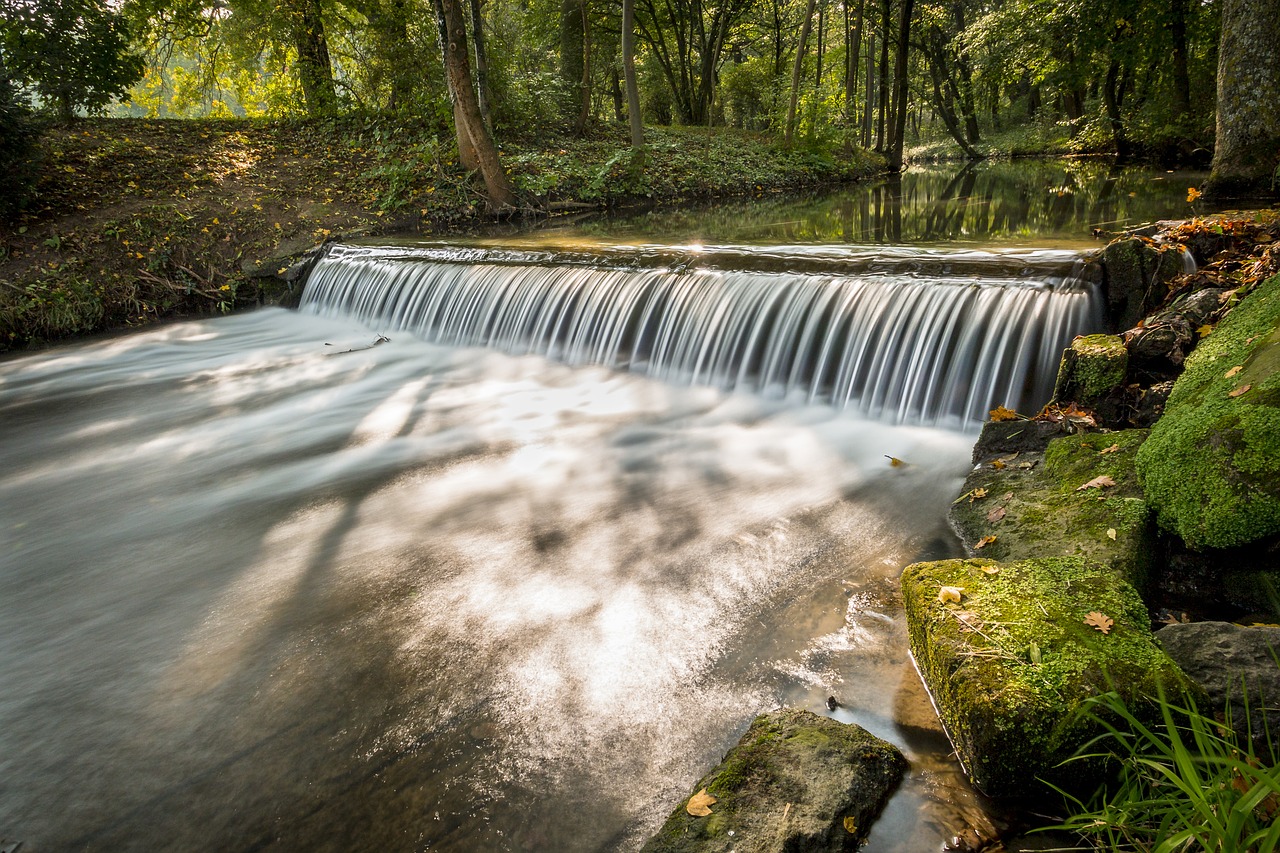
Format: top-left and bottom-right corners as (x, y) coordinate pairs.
(949, 430), (1154, 589)
(901, 556), (1194, 796)
(1137, 273), (1280, 549)
(1053, 334), (1129, 404)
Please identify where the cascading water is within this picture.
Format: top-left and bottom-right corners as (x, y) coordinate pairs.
(0, 237), (1105, 852)
(302, 243), (1103, 428)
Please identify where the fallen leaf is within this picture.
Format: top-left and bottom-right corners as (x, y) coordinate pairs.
(885, 455), (904, 467)
(973, 535), (997, 550)
(1084, 612), (1114, 634)
(979, 564), (1001, 575)
(991, 458), (1005, 470)
(686, 788), (717, 817)
(1076, 475), (1117, 491)
(1225, 366), (1243, 378)
(989, 406), (1019, 422)
(938, 586), (964, 604)
(1098, 444), (1120, 454)
(1197, 324), (1214, 338)
(1001, 492), (1014, 501)
(969, 488), (988, 502)
(986, 506), (1007, 522)
(1228, 384), (1251, 398)
(954, 611), (983, 632)
(1107, 528), (1117, 540)
(843, 817), (858, 835)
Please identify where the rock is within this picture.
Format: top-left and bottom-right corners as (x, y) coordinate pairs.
(641, 708), (907, 853)
(1157, 621), (1280, 755)
(1131, 380), (1174, 427)
(969, 419), (1071, 465)
(949, 430), (1155, 590)
(1136, 272), (1280, 550)
(1100, 237), (1186, 332)
(901, 556), (1195, 797)
(1051, 334), (1128, 406)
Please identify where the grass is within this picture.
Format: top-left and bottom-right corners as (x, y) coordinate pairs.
(1048, 685), (1280, 852)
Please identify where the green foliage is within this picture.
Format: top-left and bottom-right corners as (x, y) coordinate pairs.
(1049, 687), (1280, 852)
(0, 0), (146, 119)
(0, 57), (42, 218)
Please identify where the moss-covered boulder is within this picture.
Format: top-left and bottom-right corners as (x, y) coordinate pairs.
(1136, 272), (1280, 549)
(901, 556), (1194, 797)
(1052, 334), (1129, 406)
(641, 708), (906, 853)
(949, 429), (1154, 590)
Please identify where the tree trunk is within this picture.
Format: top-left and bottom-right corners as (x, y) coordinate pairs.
(435, 0), (517, 209)
(785, 0), (818, 145)
(885, 0), (912, 170)
(560, 0), (586, 129)
(1205, 0), (1280, 198)
(1169, 0), (1191, 119)
(469, 0), (492, 129)
(292, 0), (338, 115)
(862, 31), (875, 147)
(579, 4), (592, 132)
(925, 38), (981, 160)
(874, 0), (890, 151)
(622, 0), (644, 147)
(1102, 58), (1131, 164)
(845, 0), (864, 131)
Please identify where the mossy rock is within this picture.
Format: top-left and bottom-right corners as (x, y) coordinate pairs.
(948, 430), (1154, 590)
(1051, 334), (1129, 406)
(1136, 272), (1280, 549)
(901, 556), (1195, 797)
(1100, 237), (1185, 332)
(641, 708), (907, 853)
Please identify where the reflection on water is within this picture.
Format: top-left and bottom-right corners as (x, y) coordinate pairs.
(0, 310), (977, 851)
(529, 160), (1212, 249)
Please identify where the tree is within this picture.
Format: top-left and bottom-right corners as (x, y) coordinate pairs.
(621, 0), (643, 148)
(432, 0), (517, 209)
(0, 0), (145, 119)
(1205, 0), (1280, 198)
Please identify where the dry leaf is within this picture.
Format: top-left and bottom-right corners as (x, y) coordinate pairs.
(974, 535), (997, 550)
(1001, 492), (1014, 501)
(969, 488), (988, 502)
(1228, 384), (1252, 398)
(991, 458), (1006, 470)
(885, 455), (904, 467)
(979, 564), (1001, 574)
(938, 586), (964, 604)
(1084, 612), (1114, 634)
(1077, 475), (1117, 491)
(1107, 528), (1117, 540)
(1098, 444), (1120, 455)
(986, 506), (1007, 522)
(1029, 641), (1042, 665)
(686, 788), (717, 817)
(1225, 366), (1243, 378)
(843, 816), (858, 835)
(989, 406), (1019, 422)
(1197, 324), (1214, 338)
(954, 610), (984, 632)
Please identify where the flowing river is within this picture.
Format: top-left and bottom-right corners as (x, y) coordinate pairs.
(0, 162), (1206, 851)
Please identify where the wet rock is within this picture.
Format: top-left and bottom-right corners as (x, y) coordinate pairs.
(1130, 380), (1174, 427)
(1100, 237), (1186, 332)
(901, 556), (1195, 797)
(1157, 621), (1280, 755)
(1136, 272), (1280, 549)
(1051, 334), (1128, 406)
(969, 419), (1070, 465)
(949, 430), (1154, 590)
(641, 708), (906, 853)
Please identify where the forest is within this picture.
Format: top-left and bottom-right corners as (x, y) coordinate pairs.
(2, 0), (1279, 210)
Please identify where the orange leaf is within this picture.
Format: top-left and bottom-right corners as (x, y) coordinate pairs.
(969, 488), (988, 502)
(686, 788), (717, 817)
(1098, 444), (1120, 455)
(1228, 384), (1252, 398)
(1225, 366), (1243, 378)
(1084, 612), (1114, 634)
(989, 406), (1020, 422)
(1076, 475), (1117, 491)
(973, 535), (997, 550)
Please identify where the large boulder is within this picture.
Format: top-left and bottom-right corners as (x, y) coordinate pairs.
(641, 708), (906, 853)
(1051, 334), (1129, 406)
(1100, 237), (1187, 332)
(1157, 621), (1280, 755)
(901, 556), (1194, 797)
(949, 429), (1154, 590)
(1136, 272), (1280, 550)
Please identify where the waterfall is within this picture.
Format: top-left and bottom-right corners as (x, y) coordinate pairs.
(301, 242), (1103, 428)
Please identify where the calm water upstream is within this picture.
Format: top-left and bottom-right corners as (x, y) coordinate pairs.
(0, 162), (1202, 851)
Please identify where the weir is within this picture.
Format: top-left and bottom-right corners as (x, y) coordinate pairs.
(301, 242), (1103, 427)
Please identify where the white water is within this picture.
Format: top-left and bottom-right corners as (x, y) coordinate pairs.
(0, 307), (983, 851)
(302, 243), (1103, 428)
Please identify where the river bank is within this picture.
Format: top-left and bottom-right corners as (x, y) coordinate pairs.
(0, 118), (882, 352)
